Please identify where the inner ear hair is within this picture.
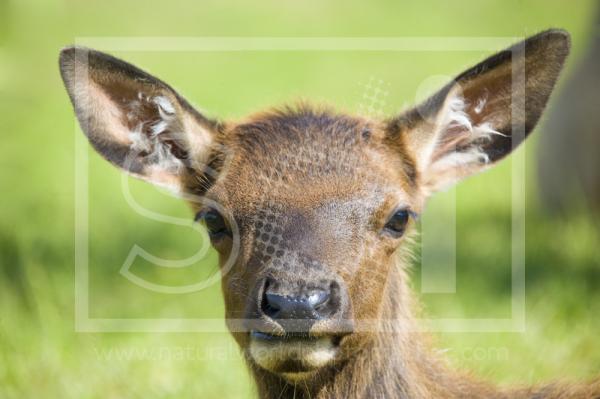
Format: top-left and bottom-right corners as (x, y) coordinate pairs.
(59, 46), (218, 192)
(386, 29), (570, 193)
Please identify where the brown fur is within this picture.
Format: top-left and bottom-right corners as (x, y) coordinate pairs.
(59, 29), (600, 398)
(202, 107), (600, 399)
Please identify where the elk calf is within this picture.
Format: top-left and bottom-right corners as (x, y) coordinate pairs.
(60, 30), (600, 398)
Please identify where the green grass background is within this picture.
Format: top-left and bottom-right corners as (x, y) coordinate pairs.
(1, 0), (599, 397)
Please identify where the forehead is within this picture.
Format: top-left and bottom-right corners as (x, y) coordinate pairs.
(207, 107), (417, 214)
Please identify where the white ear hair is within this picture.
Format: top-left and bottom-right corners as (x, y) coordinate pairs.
(393, 30), (570, 195)
(60, 46), (218, 193)
(429, 91), (505, 173)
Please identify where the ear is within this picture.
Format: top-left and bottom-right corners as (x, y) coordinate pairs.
(386, 29), (570, 194)
(59, 46), (218, 193)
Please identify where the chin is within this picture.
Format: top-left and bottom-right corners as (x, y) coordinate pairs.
(248, 331), (341, 382)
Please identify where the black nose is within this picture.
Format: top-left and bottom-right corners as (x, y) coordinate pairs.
(260, 280), (340, 328)
(264, 291), (329, 320)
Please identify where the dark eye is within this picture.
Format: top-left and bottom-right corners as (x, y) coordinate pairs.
(383, 209), (411, 237)
(195, 208), (231, 239)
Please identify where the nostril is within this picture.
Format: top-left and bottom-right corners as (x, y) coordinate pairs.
(308, 290), (329, 310)
(263, 293), (282, 316)
(260, 279), (282, 319)
(314, 281), (341, 318)
(262, 299), (281, 319)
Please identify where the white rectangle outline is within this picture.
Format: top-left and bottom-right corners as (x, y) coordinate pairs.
(74, 36), (525, 333)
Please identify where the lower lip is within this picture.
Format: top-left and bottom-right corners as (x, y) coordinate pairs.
(248, 333), (339, 376)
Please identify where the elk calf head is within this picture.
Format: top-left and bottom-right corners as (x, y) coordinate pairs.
(60, 30), (569, 383)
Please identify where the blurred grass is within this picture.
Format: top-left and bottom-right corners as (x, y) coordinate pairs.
(1, 0), (599, 397)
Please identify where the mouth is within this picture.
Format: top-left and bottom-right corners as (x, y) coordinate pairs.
(248, 330), (341, 381)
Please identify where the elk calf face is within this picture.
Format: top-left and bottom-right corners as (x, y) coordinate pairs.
(60, 30), (569, 383)
(206, 112), (419, 378)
